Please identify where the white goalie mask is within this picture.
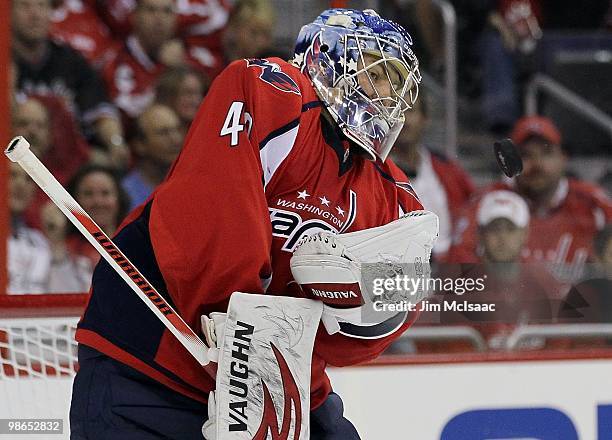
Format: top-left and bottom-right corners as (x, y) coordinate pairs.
(293, 8), (421, 161)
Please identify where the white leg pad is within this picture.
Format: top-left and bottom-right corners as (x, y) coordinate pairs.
(212, 292), (323, 440)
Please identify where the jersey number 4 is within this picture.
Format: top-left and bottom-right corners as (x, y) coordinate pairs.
(220, 101), (253, 147)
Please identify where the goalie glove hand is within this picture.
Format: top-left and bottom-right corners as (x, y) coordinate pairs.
(290, 210), (439, 336)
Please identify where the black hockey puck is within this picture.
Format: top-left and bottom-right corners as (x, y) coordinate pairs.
(494, 138), (523, 178)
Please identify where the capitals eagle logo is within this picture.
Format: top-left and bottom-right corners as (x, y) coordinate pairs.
(246, 59), (302, 95)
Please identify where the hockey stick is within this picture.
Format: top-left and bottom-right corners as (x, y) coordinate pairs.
(5, 136), (215, 373)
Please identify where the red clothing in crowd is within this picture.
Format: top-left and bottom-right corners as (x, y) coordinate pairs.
(102, 35), (164, 121)
(178, 0), (230, 78)
(99, 0), (229, 78)
(397, 148), (475, 258)
(498, 0), (543, 22)
(22, 95), (91, 229)
(102, 34), (216, 126)
(429, 151), (476, 223)
(448, 178), (612, 280)
(50, 0), (120, 69)
(95, 0), (135, 38)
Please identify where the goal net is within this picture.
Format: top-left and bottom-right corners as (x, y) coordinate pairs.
(0, 294), (87, 438)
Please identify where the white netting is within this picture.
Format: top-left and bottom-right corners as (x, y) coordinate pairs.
(0, 317), (79, 379)
(0, 295), (84, 439)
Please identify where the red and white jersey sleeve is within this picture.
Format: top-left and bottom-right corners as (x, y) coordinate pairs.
(149, 59), (304, 322)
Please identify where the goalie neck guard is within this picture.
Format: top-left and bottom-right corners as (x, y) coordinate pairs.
(292, 8), (421, 162)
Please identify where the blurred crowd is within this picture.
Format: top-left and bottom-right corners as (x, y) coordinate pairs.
(8, 0), (276, 294)
(6, 0), (612, 352)
(387, 0), (612, 136)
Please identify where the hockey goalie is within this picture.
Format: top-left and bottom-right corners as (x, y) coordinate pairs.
(69, 8), (438, 440)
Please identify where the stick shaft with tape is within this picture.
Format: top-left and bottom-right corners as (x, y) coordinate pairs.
(5, 136), (213, 370)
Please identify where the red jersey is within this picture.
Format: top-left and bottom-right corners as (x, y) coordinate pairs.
(76, 58), (423, 408)
(50, 0), (119, 68)
(98, 0), (229, 78)
(102, 35), (162, 120)
(448, 178), (612, 280)
(177, 0), (229, 78)
(430, 151), (476, 225)
(102, 34), (219, 124)
(99, 0), (229, 42)
(21, 95), (90, 229)
(175, 0), (229, 46)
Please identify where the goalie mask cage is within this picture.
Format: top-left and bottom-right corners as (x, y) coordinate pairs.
(0, 294), (87, 437)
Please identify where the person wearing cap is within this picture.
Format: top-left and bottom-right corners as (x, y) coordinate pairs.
(511, 115), (565, 206)
(477, 190), (529, 263)
(448, 115), (612, 283)
(438, 190), (555, 349)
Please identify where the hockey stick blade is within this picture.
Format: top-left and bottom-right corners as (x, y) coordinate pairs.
(5, 136), (214, 372)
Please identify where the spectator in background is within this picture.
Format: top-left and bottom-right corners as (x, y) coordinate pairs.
(12, 96), (90, 185)
(222, 0), (276, 63)
(410, 0), (496, 96)
(12, 97), (53, 171)
(12, 96), (91, 228)
(472, 190), (553, 348)
(102, 0), (185, 129)
(477, 190), (530, 265)
(480, 0), (542, 134)
(391, 90), (475, 259)
(449, 116), (612, 283)
(11, 96), (89, 228)
(40, 201), (93, 293)
(122, 104), (183, 210)
(50, 0), (119, 69)
(480, 0), (610, 134)
(11, 0), (129, 169)
(155, 66), (208, 134)
(7, 162), (51, 294)
(67, 165), (131, 266)
(98, 0), (230, 79)
(480, 0), (610, 135)
(438, 190), (554, 350)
